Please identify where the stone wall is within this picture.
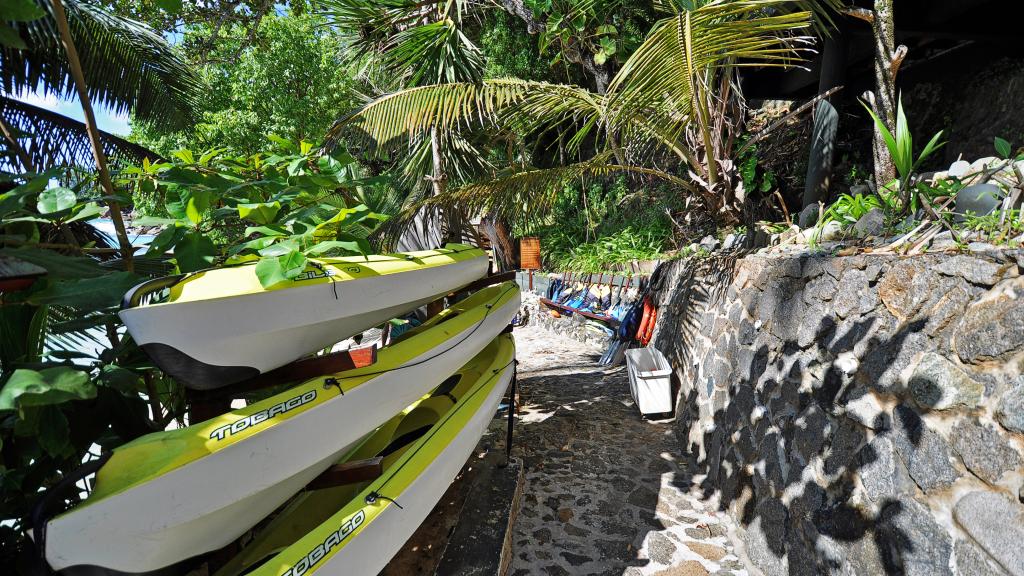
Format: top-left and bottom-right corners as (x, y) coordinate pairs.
(526, 291), (616, 349)
(649, 250), (1024, 576)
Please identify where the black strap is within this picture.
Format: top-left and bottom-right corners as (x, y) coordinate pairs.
(120, 274), (185, 309)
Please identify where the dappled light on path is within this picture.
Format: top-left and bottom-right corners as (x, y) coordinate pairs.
(510, 324), (748, 576)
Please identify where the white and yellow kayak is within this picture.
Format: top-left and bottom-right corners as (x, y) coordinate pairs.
(214, 333), (516, 576)
(119, 244), (488, 389)
(38, 283), (520, 575)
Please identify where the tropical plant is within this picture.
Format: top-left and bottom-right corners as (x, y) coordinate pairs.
(123, 138), (386, 286)
(862, 94), (945, 214)
(329, 0), (844, 235)
(820, 191), (883, 227)
(1, 94), (157, 174)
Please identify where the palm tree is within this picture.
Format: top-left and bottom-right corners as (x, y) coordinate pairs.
(320, 0), (493, 247)
(328, 0), (843, 231)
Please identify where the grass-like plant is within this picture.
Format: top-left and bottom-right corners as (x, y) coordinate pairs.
(862, 95), (946, 214)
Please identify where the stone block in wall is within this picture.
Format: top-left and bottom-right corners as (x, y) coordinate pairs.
(833, 268), (878, 319)
(859, 435), (914, 507)
(954, 539), (1012, 576)
(743, 497), (789, 575)
(878, 259), (932, 321)
(908, 352), (985, 410)
(793, 405), (829, 466)
(997, 383), (1024, 435)
(823, 418), (866, 476)
(934, 254), (1018, 286)
(954, 491), (1024, 576)
(891, 405), (960, 493)
(954, 276), (1024, 364)
(950, 419), (1022, 484)
(858, 329), (930, 392)
(803, 270), (838, 304)
(878, 498), (954, 576)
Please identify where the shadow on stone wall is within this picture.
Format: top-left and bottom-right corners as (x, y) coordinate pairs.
(651, 252), (1024, 576)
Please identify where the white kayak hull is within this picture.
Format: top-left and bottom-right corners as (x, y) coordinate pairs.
(119, 248), (488, 389)
(44, 287), (520, 574)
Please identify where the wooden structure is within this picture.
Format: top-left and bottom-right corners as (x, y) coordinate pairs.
(519, 237), (541, 290)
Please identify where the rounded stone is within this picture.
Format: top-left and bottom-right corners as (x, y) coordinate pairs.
(997, 384), (1024, 434)
(953, 491), (1024, 575)
(908, 353), (984, 410)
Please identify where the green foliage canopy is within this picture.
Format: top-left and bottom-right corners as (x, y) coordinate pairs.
(132, 13), (357, 157)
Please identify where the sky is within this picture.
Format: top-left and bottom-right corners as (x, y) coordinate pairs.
(8, 87), (132, 137)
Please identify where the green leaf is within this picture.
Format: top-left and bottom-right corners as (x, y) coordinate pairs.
(243, 225), (288, 238)
(254, 251), (307, 288)
(144, 224), (185, 256)
(0, 23), (27, 50)
(64, 202), (103, 223)
(185, 191), (211, 225)
(0, 367), (96, 412)
(258, 239), (299, 257)
(28, 272), (143, 309)
(174, 231), (217, 273)
(237, 202), (282, 225)
(171, 149), (195, 164)
(595, 24), (617, 36)
(304, 239), (366, 256)
(37, 406), (71, 458)
(311, 205), (374, 243)
(599, 36), (616, 55)
(267, 135), (298, 152)
(0, 0), (46, 22)
(97, 365), (142, 393)
(0, 248), (106, 278)
(0, 173), (50, 216)
(287, 157), (306, 176)
(995, 137), (1012, 159)
(228, 235), (278, 256)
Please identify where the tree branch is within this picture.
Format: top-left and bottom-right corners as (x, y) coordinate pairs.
(841, 7), (874, 23)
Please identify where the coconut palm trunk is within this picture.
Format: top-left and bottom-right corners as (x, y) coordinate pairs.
(49, 0), (134, 271)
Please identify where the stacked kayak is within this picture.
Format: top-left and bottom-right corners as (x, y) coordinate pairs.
(40, 282), (520, 575)
(120, 244), (488, 389)
(215, 335), (516, 576)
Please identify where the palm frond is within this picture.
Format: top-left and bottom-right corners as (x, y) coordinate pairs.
(410, 153), (693, 229)
(607, 0), (815, 127)
(1, 0), (201, 131)
(380, 20), (484, 85)
(396, 129), (495, 195)
(325, 79), (604, 151)
(1, 95), (162, 173)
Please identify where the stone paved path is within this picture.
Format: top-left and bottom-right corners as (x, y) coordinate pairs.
(510, 322), (749, 576)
